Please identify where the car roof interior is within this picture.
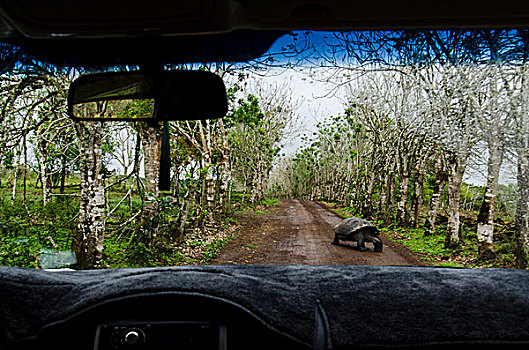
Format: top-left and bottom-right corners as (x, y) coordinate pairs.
(1, 0), (529, 67)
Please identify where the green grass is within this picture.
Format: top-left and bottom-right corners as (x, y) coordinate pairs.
(381, 222), (515, 268)
(381, 226), (456, 266)
(0, 177), (256, 269)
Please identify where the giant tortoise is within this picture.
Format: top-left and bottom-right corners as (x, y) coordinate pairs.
(331, 217), (383, 252)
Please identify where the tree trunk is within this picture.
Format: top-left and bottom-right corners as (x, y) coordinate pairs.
(131, 133), (141, 213)
(397, 174), (410, 226)
(138, 122), (162, 249)
(218, 119), (230, 214)
(514, 147), (529, 269)
(60, 154), (67, 194)
(378, 172), (389, 220)
(22, 133), (29, 214)
(412, 173), (424, 229)
(385, 173), (396, 225)
(176, 186), (194, 243)
(446, 156), (466, 247)
(477, 142), (504, 259)
(260, 160), (271, 200)
(513, 64), (529, 269)
(364, 171), (376, 217)
(72, 121), (106, 269)
(250, 157), (267, 204)
(37, 141), (49, 206)
(425, 157), (447, 235)
(10, 148), (19, 206)
(249, 163), (261, 204)
(199, 120), (215, 225)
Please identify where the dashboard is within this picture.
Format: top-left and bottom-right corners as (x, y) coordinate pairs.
(1, 265), (529, 350)
(40, 293), (306, 350)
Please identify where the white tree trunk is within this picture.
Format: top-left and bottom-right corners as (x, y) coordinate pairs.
(10, 148), (19, 206)
(397, 175), (409, 225)
(249, 162), (261, 204)
(412, 173), (424, 229)
(218, 119), (230, 214)
(477, 142), (504, 258)
(426, 173), (447, 236)
(72, 121), (106, 269)
(199, 120), (215, 225)
(37, 142), (49, 206)
(177, 187), (194, 242)
(138, 122), (162, 248)
(446, 155), (466, 247)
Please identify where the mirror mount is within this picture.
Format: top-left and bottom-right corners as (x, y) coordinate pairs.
(159, 121), (171, 192)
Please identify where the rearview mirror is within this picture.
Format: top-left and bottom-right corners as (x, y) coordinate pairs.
(68, 70), (228, 121)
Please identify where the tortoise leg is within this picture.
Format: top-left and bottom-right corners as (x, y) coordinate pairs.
(331, 234), (340, 245)
(373, 238), (383, 252)
(357, 238), (366, 252)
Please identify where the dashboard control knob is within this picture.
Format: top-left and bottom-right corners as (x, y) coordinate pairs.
(123, 329), (143, 346)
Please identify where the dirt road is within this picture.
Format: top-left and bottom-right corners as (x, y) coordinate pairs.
(213, 199), (424, 265)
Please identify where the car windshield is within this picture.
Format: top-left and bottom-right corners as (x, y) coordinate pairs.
(0, 30), (527, 270)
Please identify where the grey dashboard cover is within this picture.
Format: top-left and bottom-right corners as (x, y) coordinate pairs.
(1, 265), (529, 348)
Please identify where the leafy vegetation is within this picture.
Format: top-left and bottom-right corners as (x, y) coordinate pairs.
(0, 69), (295, 269)
(2, 31), (529, 270)
(0, 177), (242, 268)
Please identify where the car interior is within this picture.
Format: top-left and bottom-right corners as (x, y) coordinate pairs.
(1, 1), (529, 350)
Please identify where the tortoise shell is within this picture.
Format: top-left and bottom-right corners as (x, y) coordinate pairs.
(334, 217), (377, 236)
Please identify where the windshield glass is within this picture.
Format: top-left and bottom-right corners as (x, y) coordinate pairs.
(0, 30), (527, 269)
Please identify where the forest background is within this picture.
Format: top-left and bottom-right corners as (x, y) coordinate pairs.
(1, 30), (529, 269)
